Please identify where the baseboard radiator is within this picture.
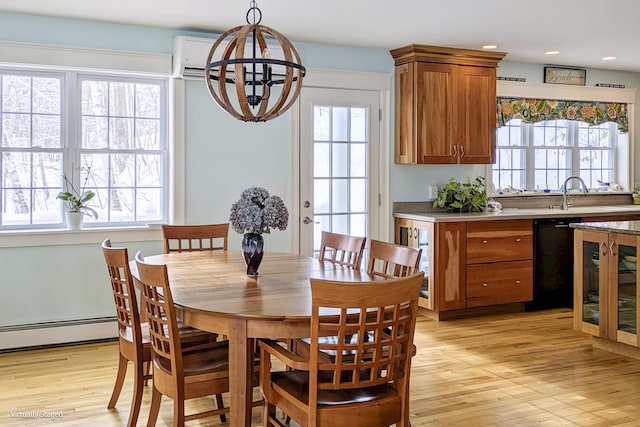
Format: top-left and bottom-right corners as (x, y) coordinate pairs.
(0, 317), (118, 351)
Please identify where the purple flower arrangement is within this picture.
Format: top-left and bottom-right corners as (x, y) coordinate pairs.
(229, 187), (289, 234)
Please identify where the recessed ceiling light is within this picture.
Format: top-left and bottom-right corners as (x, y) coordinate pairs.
(545, 50), (560, 55)
(482, 44), (498, 49)
(602, 56), (617, 61)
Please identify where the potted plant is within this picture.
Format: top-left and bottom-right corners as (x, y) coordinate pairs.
(433, 176), (487, 212)
(229, 187), (289, 276)
(57, 166), (98, 229)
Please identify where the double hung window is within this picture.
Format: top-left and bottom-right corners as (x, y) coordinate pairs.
(0, 68), (168, 229)
(493, 119), (618, 192)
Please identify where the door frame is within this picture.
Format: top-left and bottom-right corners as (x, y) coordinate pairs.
(290, 68), (392, 254)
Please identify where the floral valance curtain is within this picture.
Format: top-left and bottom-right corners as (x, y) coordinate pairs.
(497, 97), (629, 133)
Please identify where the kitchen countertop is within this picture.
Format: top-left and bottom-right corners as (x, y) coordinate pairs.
(570, 220), (640, 236)
(394, 204), (640, 223)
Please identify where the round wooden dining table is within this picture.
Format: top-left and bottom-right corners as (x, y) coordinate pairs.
(130, 250), (378, 427)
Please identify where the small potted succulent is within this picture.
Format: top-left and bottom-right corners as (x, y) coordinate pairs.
(57, 166), (98, 229)
(433, 176), (487, 213)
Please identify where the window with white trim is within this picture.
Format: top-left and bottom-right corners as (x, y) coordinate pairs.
(0, 68), (168, 229)
(493, 119), (619, 192)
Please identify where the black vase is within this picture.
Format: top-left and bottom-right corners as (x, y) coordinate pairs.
(242, 233), (264, 276)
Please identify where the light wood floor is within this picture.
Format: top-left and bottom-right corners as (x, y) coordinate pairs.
(1, 308), (639, 426)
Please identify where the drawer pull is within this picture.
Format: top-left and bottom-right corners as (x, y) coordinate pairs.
(482, 283), (488, 287)
(515, 280), (521, 284)
(515, 238), (521, 242)
(482, 240), (488, 244)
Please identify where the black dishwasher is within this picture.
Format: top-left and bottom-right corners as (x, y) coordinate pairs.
(526, 217), (583, 311)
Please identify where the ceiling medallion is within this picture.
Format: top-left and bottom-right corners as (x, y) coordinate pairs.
(205, 1), (306, 122)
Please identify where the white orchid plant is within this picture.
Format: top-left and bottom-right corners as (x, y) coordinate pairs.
(56, 166), (99, 219)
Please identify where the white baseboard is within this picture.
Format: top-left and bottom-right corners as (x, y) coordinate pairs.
(0, 317), (118, 351)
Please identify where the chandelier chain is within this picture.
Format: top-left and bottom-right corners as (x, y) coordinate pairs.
(246, 1), (262, 25)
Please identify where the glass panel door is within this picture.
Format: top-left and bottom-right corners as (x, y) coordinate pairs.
(417, 226), (430, 299)
(582, 240), (601, 325)
(617, 243), (637, 334)
(299, 87), (380, 261)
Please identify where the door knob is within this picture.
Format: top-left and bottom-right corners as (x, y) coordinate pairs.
(302, 216), (317, 225)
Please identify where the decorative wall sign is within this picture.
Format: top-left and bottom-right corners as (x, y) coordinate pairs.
(544, 67), (586, 86)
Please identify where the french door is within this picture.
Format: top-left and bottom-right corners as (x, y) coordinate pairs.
(298, 86), (381, 259)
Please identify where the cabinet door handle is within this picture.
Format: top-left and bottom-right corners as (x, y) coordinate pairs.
(515, 238), (521, 242)
(609, 242), (616, 257)
(452, 145), (457, 158)
(482, 283), (488, 287)
(482, 240), (488, 244)
(459, 145), (464, 158)
(600, 241), (607, 256)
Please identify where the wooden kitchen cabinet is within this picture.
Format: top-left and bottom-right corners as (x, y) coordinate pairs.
(395, 218), (532, 318)
(395, 219), (465, 311)
(467, 261), (532, 307)
(435, 222), (467, 311)
(466, 220), (533, 307)
(574, 229), (639, 346)
(390, 44), (506, 165)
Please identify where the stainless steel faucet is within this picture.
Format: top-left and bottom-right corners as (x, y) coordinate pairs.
(561, 176), (589, 210)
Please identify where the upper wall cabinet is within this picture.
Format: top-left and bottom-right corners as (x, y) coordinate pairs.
(390, 45), (506, 165)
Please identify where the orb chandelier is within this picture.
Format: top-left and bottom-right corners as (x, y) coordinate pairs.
(204, 1), (306, 122)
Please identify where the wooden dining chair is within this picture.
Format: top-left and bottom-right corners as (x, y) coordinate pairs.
(367, 239), (422, 279)
(161, 223), (229, 253)
(102, 238), (151, 427)
(294, 239), (422, 361)
(259, 272), (423, 427)
(102, 239), (219, 427)
(318, 231), (366, 269)
(135, 251), (260, 426)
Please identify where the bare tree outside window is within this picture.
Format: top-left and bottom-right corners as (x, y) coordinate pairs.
(79, 77), (165, 225)
(0, 69), (167, 229)
(492, 119), (617, 193)
(1, 72), (62, 227)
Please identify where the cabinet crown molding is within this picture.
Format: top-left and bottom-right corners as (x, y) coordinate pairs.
(390, 44), (507, 68)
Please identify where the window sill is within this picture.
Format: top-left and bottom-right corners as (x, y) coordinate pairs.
(492, 191), (632, 197)
(0, 225), (163, 248)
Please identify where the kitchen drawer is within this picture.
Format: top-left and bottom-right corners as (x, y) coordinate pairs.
(466, 260), (533, 307)
(467, 219), (533, 263)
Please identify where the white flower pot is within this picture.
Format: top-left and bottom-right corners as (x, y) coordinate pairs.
(66, 212), (84, 230)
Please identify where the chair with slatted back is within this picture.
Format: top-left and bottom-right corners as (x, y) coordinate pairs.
(259, 272), (423, 427)
(102, 239), (221, 427)
(318, 231), (366, 269)
(161, 223), (229, 253)
(102, 238), (151, 427)
(135, 251), (260, 426)
(294, 239), (421, 362)
(367, 239), (422, 279)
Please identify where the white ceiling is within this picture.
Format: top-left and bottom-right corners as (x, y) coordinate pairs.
(1, 0), (639, 73)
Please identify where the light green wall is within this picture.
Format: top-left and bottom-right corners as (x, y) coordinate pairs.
(0, 241), (162, 325)
(0, 11), (638, 328)
(183, 82), (294, 251)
